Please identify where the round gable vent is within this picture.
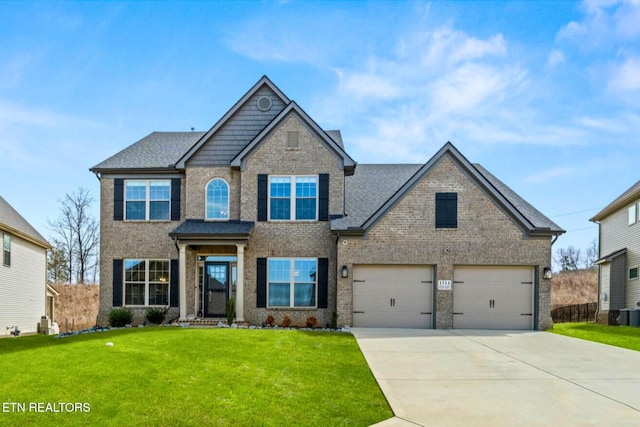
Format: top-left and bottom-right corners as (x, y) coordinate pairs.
(257, 96), (272, 112)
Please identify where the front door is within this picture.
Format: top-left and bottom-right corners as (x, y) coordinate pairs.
(204, 262), (229, 317)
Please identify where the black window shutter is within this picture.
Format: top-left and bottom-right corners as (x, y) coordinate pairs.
(257, 258), (267, 308)
(317, 257), (329, 309)
(170, 259), (179, 307)
(114, 179), (124, 221)
(318, 174), (329, 221)
(436, 193), (457, 228)
(257, 174), (268, 221)
(171, 178), (181, 221)
(112, 259), (123, 306)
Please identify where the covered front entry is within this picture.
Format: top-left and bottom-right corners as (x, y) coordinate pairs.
(453, 266), (535, 330)
(169, 219), (254, 322)
(352, 265), (434, 328)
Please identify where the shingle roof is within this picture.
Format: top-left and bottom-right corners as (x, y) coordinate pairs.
(169, 219), (255, 239)
(90, 132), (205, 172)
(331, 164), (422, 230)
(590, 179), (640, 222)
(473, 164), (563, 232)
(0, 195), (51, 248)
(331, 145), (563, 236)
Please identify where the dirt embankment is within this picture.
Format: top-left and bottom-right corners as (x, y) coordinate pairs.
(551, 269), (598, 309)
(52, 284), (99, 331)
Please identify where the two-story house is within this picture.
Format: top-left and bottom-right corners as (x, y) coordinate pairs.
(1, 195), (52, 335)
(91, 76), (564, 330)
(591, 180), (640, 324)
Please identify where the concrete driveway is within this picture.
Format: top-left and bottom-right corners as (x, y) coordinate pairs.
(352, 328), (640, 426)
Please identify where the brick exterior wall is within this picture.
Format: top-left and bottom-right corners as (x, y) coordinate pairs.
(336, 155), (554, 330)
(240, 115), (344, 327)
(96, 176), (184, 325)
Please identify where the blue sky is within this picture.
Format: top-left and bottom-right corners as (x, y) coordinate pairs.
(1, 1), (639, 268)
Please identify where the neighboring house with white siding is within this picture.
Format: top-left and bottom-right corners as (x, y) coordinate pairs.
(591, 180), (640, 324)
(0, 196), (51, 335)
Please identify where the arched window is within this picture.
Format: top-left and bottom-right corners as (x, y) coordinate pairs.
(206, 178), (229, 220)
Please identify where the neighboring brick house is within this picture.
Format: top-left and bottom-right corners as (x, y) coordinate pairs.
(91, 76), (564, 330)
(590, 180), (640, 324)
(0, 195), (52, 335)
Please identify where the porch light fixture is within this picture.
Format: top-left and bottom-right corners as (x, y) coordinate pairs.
(543, 267), (552, 280)
(341, 265), (348, 278)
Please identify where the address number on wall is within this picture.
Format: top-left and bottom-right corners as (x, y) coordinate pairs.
(438, 280), (452, 290)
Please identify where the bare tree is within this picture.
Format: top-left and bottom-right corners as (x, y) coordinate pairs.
(555, 245), (582, 271)
(48, 188), (99, 284)
(584, 238), (598, 269)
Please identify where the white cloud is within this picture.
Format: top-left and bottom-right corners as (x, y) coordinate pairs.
(607, 56), (640, 92)
(546, 50), (565, 68)
(336, 70), (402, 99)
(524, 167), (575, 184)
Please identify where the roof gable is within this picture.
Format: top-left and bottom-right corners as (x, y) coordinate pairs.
(332, 142), (564, 237)
(229, 101), (356, 173)
(176, 76), (290, 168)
(591, 180), (640, 222)
(0, 196), (51, 249)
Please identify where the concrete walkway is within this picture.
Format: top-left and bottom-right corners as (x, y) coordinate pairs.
(352, 328), (640, 426)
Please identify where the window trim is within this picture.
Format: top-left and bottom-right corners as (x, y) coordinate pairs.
(629, 204), (637, 226)
(630, 266), (639, 281)
(267, 175), (319, 221)
(123, 259), (171, 307)
(124, 179), (171, 222)
(205, 178), (230, 221)
(267, 257), (318, 308)
(2, 233), (10, 267)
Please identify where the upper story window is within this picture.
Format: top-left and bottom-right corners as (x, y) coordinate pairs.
(629, 204), (637, 226)
(269, 176), (318, 221)
(206, 178), (229, 220)
(125, 180), (170, 221)
(630, 266), (639, 281)
(435, 192), (458, 229)
(3, 233), (10, 267)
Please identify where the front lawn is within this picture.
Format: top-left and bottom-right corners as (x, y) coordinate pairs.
(0, 328), (392, 426)
(549, 322), (640, 351)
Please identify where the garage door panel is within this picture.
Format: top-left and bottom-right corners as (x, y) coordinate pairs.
(353, 265), (433, 328)
(453, 266), (534, 330)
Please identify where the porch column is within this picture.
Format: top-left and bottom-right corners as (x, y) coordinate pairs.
(179, 243), (187, 321)
(235, 244), (245, 322)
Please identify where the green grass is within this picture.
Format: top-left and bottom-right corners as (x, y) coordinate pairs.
(0, 328), (392, 426)
(549, 322), (640, 351)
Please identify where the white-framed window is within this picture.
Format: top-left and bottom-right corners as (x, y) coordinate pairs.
(2, 233), (10, 267)
(125, 180), (171, 221)
(629, 204), (637, 226)
(267, 258), (317, 308)
(630, 266), (639, 281)
(124, 259), (170, 306)
(206, 178), (229, 220)
(268, 175), (318, 221)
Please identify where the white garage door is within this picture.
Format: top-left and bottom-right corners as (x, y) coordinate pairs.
(353, 265), (433, 328)
(453, 266), (534, 330)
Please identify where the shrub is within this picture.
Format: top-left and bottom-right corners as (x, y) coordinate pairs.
(226, 298), (235, 325)
(280, 316), (292, 328)
(305, 316), (318, 328)
(109, 308), (133, 327)
(265, 315), (275, 326)
(145, 307), (168, 325)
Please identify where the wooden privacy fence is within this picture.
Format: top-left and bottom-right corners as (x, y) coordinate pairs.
(551, 302), (598, 323)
